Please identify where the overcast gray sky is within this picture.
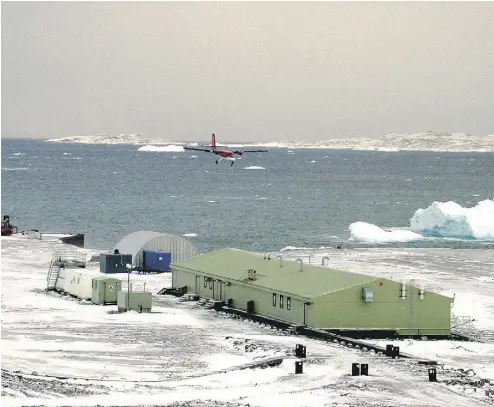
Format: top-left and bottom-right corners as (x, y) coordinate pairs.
(2, 1), (493, 142)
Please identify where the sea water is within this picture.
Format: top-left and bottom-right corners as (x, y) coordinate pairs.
(2, 138), (493, 252)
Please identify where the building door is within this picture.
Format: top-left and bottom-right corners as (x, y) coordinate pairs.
(218, 281), (224, 301)
(213, 280), (221, 300)
(195, 276), (200, 294)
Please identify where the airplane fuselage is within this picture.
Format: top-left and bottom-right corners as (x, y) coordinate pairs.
(214, 149), (235, 158)
(212, 150), (236, 165)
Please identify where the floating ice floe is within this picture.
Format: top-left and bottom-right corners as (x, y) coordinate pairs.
(410, 200), (494, 240)
(349, 221), (424, 243)
(2, 167), (29, 171)
(137, 145), (185, 152)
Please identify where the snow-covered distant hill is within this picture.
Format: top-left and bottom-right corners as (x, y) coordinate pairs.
(45, 133), (181, 145)
(45, 132), (494, 152)
(247, 132), (494, 152)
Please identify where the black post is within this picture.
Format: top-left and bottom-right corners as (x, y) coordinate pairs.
(428, 368), (437, 382)
(127, 269), (130, 312)
(295, 361), (303, 374)
(393, 346), (400, 358)
(352, 363), (360, 376)
(386, 344), (393, 357)
(360, 363), (369, 376)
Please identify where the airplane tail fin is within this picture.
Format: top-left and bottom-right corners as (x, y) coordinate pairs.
(211, 133), (216, 150)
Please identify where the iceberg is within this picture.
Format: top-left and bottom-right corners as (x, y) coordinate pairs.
(349, 222), (423, 243)
(410, 200), (494, 240)
(137, 145), (185, 152)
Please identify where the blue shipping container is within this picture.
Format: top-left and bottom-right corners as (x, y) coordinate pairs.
(143, 250), (171, 272)
(100, 253), (133, 273)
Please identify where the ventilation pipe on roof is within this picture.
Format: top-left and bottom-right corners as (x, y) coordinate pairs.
(418, 283), (424, 300)
(400, 279), (407, 300)
(322, 256), (330, 266)
(295, 257), (303, 272)
(276, 254), (283, 268)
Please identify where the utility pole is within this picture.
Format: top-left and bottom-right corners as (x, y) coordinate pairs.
(409, 278), (415, 338)
(126, 263), (131, 312)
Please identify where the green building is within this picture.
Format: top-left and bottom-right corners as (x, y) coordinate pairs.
(91, 276), (122, 305)
(171, 248), (453, 336)
(117, 291), (153, 313)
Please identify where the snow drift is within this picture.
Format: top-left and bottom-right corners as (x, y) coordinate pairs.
(349, 222), (423, 243)
(410, 199), (494, 240)
(137, 145), (185, 152)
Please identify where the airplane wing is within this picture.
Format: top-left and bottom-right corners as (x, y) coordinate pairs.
(183, 146), (212, 152)
(234, 149), (269, 153)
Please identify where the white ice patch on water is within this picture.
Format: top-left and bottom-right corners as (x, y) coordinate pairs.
(137, 145), (185, 152)
(349, 221), (423, 243)
(182, 233), (197, 237)
(2, 167), (29, 171)
(12, 152), (26, 156)
(410, 200), (494, 240)
(244, 166), (265, 170)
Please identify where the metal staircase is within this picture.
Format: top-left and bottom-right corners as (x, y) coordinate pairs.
(451, 314), (494, 343)
(45, 252), (88, 291)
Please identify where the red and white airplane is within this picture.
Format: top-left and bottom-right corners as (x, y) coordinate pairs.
(184, 134), (268, 166)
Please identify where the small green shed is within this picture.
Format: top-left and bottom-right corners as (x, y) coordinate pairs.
(91, 276), (122, 305)
(117, 291), (152, 313)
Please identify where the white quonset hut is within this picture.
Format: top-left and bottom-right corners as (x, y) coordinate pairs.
(114, 231), (199, 269)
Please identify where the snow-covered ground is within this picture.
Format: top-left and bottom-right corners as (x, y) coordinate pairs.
(2, 236), (494, 406)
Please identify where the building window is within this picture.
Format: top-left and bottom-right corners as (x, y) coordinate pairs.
(209, 279), (213, 289)
(280, 295), (284, 308)
(287, 297), (291, 310)
(204, 277), (207, 287)
(272, 293), (276, 306)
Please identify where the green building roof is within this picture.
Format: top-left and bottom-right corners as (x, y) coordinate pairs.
(92, 276), (122, 281)
(172, 248), (378, 299)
